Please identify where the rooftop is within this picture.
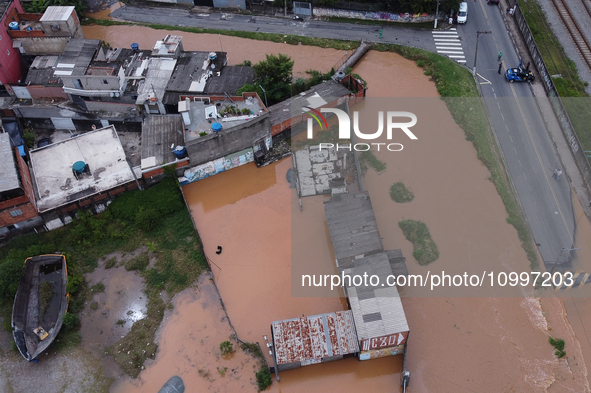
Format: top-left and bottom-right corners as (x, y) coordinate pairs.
(293, 145), (344, 197)
(0, 133), (19, 193)
(268, 80), (351, 128)
(180, 94), (264, 142)
(140, 115), (186, 170)
(30, 126), (135, 213)
(344, 252), (409, 341)
(324, 192), (384, 271)
(26, 56), (62, 86)
(54, 39), (101, 78)
(272, 310), (359, 365)
(39, 6), (75, 22)
(152, 34), (182, 56)
(166, 51), (227, 93)
(136, 57), (177, 105)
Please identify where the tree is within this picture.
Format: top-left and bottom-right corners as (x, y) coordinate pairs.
(253, 54), (294, 105)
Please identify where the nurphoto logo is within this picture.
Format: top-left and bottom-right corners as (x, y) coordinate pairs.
(304, 107), (418, 151)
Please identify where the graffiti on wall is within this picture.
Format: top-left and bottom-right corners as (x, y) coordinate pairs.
(179, 147), (254, 185)
(313, 7), (433, 23)
(359, 344), (405, 360)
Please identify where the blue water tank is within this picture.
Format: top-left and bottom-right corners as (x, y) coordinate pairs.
(9, 22), (19, 30)
(73, 161), (86, 174)
(212, 122), (222, 132)
(173, 145), (186, 158)
(131, 43), (139, 51)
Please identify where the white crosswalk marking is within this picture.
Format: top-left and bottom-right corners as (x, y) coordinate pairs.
(432, 28), (466, 64)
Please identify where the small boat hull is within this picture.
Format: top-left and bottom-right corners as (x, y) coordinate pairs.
(158, 376), (185, 393)
(11, 254), (68, 361)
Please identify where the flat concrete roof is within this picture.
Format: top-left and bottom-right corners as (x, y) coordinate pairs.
(30, 126), (134, 212)
(0, 133), (19, 193)
(181, 96), (263, 141)
(293, 145), (344, 197)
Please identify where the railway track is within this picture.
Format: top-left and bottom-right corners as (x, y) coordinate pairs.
(551, 0), (591, 72)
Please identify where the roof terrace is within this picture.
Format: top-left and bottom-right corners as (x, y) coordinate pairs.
(178, 94), (265, 142)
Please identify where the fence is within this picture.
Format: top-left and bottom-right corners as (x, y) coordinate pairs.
(511, 1), (591, 191)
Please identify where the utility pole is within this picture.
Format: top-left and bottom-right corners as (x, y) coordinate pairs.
(284, 0), (287, 17)
(473, 31), (492, 76)
(434, 0), (440, 29)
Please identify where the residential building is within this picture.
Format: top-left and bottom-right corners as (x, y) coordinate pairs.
(0, 131), (41, 237)
(6, 6), (85, 56)
(0, 0), (25, 87)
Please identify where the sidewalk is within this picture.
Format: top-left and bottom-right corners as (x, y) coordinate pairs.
(500, 0), (591, 217)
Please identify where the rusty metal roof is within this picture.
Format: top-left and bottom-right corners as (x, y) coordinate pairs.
(272, 310), (359, 365)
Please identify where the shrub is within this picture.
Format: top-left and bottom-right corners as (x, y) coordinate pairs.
(256, 365), (272, 391)
(220, 340), (234, 355)
(62, 313), (80, 330)
(199, 131), (208, 137)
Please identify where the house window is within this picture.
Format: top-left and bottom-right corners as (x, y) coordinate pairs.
(102, 79), (108, 85)
(10, 209), (23, 217)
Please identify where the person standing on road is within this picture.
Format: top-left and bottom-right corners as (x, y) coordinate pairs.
(498, 51), (503, 61)
(556, 169), (562, 180)
(498, 63), (503, 74)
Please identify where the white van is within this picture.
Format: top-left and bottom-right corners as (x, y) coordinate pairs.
(457, 2), (468, 24)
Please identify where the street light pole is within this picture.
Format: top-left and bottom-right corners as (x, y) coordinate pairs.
(259, 85), (268, 108)
(434, 0), (440, 29)
(473, 31), (492, 76)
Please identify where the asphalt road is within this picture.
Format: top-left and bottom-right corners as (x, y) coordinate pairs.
(111, 3), (576, 268)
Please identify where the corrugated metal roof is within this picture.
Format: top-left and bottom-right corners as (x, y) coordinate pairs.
(324, 192), (384, 270)
(136, 58), (177, 104)
(344, 253), (409, 340)
(0, 133), (20, 193)
(272, 310), (359, 365)
(40, 6), (75, 21)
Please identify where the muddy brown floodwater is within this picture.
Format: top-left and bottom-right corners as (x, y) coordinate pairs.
(78, 23), (591, 392)
(82, 25), (350, 79)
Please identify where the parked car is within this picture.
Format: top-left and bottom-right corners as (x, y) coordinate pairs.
(505, 67), (535, 83)
(457, 2), (468, 24)
(487, 0), (500, 4)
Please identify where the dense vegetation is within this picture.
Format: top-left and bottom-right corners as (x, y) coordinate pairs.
(0, 177), (208, 367)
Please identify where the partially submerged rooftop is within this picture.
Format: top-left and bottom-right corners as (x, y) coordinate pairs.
(293, 145), (345, 197)
(0, 133), (19, 193)
(324, 192), (384, 271)
(140, 115), (186, 171)
(271, 310), (359, 366)
(30, 125), (135, 213)
(344, 253), (409, 342)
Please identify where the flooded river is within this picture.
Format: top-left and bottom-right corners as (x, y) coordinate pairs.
(81, 23), (591, 392)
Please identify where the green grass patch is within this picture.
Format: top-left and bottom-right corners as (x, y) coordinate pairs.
(360, 150), (386, 173)
(0, 177), (207, 370)
(241, 341), (264, 359)
(389, 182), (414, 203)
(105, 258), (117, 269)
(398, 219), (439, 265)
(124, 253), (149, 272)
